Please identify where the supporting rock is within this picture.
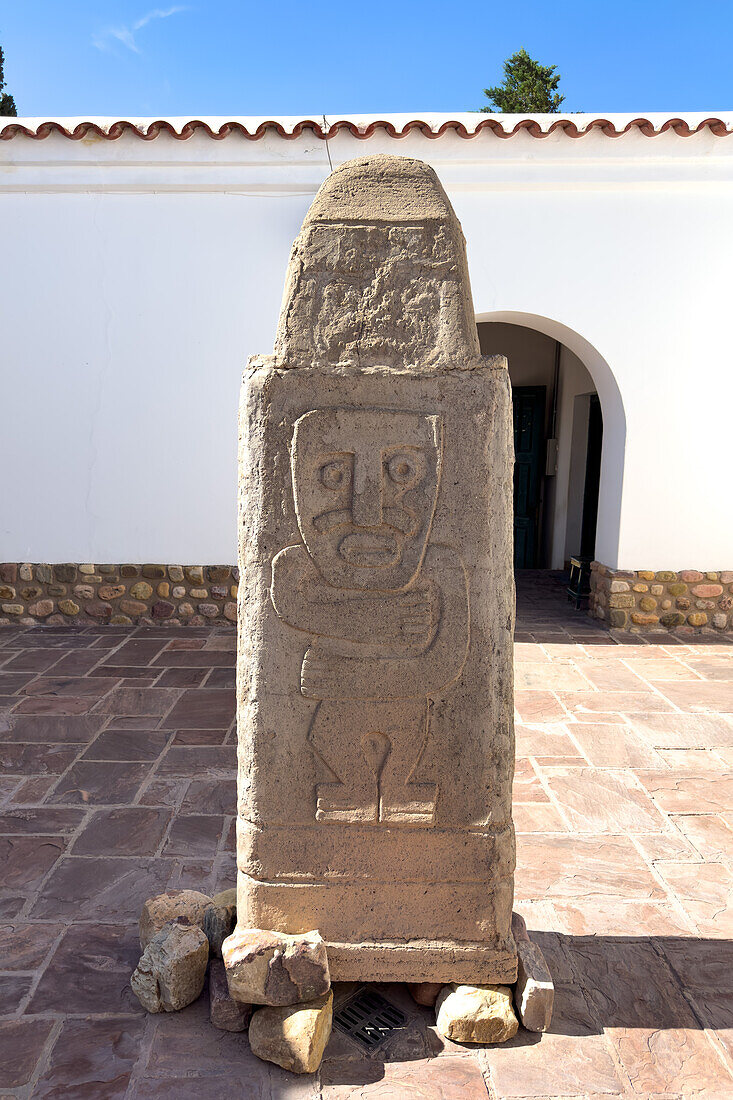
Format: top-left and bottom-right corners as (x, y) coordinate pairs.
(514, 939), (554, 1032)
(131, 920), (209, 1013)
(435, 983), (518, 1044)
(203, 888), (237, 958)
(248, 990), (333, 1074)
(139, 889), (211, 950)
(407, 982), (442, 1007)
(209, 958), (252, 1032)
(222, 927), (330, 1006)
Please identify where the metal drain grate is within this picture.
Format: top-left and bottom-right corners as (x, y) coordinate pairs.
(333, 988), (407, 1050)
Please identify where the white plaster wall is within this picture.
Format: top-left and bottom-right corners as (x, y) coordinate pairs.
(2, 115), (733, 569)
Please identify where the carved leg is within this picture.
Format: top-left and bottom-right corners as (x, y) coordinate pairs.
(378, 699), (437, 825)
(308, 701), (378, 823)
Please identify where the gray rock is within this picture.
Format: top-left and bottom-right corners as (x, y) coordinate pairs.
(209, 958), (252, 1031)
(203, 888), (237, 958)
(131, 920), (209, 1013)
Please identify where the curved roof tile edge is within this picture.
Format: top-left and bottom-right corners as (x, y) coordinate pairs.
(2, 114), (732, 141)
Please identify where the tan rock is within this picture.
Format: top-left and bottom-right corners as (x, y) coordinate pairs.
(222, 927), (329, 1006)
(130, 920), (208, 1013)
(435, 984), (518, 1044)
(203, 887), (237, 957)
(235, 155), (516, 984)
(514, 938), (554, 1032)
(209, 958), (252, 1031)
(248, 990), (332, 1074)
(407, 982), (442, 1007)
(139, 889), (212, 950)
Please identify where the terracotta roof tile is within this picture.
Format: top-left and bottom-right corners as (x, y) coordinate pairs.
(2, 114), (732, 142)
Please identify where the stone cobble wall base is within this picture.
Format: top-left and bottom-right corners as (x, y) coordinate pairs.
(0, 564), (238, 626)
(590, 561), (733, 633)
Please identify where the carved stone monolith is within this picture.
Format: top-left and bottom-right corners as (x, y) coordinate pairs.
(236, 154), (516, 984)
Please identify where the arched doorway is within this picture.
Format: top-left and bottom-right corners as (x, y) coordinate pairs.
(476, 313), (626, 572)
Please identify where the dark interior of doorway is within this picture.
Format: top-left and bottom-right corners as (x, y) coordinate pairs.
(512, 386), (603, 569)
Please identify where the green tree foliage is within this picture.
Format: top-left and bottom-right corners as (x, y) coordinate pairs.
(0, 45), (17, 116)
(482, 48), (564, 114)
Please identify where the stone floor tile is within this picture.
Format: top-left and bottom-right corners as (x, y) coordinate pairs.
(547, 899), (692, 936)
(81, 727), (171, 761)
(322, 1054), (490, 1097)
(33, 1016), (146, 1099)
(29, 855), (175, 920)
(0, 921), (62, 969)
(538, 767), (668, 833)
(70, 806), (172, 856)
(512, 759), (551, 803)
(172, 728), (228, 745)
(634, 772), (733, 813)
(633, 829), (699, 863)
(153, 651), (236, 668)
(49, 760), (152, 805)
(92, 686), (181, 717)
(155, 667), (209, 687)
(514, 724), (585, 763)
(26, 922), (143, 1013)
(0, 1018), (55, 1088)
(625, 656), (704, 680)
(565, 937), (698, 1029)
(0, 671), (40, 693)
(155, 746), (236, 776)
(0, 742), (78, 775)
(481, 1031), (624, 1097)
(13, 695), (97, 715)
(0, 714), (106, 744)
(21, 675), (119, 698)
(515, 662), (591, 691)
(137, 778), (187, 808)
(515, 835), (665, 901)
(558, 690), (674, 715)
(682, 659), (733, 681)
(565, 722), (664, 768)
(0, 834), (67, 890)
(142, 996), (268, 1080)
(513, 803), (569, 832)
(653, 861), (733, 935)
(3, 649), (65, 672)
(514, 691), (566, 723)
(672, 813), (733, 861)
(0, 807), (85, 834)
(627, 712), (733, 749)
(162, 814), (224, 857)
(160, 689), (236, 729)
(610, 1026), (733, 1096)
(651, 680), (733, 712)
(1, 972), (33, 1013)
(657, 748), (727, 770)
(10, 776), (57, 803)
(104, 638), (169, 666)
(574, 660), (648, 692)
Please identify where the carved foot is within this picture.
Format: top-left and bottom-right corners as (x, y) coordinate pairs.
(380, 782), (438, 825)
(315, 783), (377, 824)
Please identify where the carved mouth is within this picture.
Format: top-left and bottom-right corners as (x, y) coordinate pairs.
(338, 532), (399, 567)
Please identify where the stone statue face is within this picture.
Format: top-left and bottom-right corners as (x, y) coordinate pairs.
(291, 407), (443, 591)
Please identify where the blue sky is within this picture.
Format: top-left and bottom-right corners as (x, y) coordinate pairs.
(2, 1), (732, 118)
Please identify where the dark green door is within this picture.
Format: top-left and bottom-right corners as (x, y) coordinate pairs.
(512, 386), (545, 569)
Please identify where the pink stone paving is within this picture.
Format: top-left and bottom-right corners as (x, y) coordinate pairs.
(1, 571), (732, 1097)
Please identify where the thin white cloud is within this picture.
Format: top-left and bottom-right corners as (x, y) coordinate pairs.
(93, 6), (188, 54)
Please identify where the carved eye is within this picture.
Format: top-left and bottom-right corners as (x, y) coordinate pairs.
(320, 459), (351, 491)
(387, 453), (421, 486)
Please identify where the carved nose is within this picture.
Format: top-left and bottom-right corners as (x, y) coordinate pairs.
(351, 466), (382, 527)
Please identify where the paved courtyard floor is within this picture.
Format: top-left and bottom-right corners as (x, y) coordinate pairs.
(1, 572), (732, 1098)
